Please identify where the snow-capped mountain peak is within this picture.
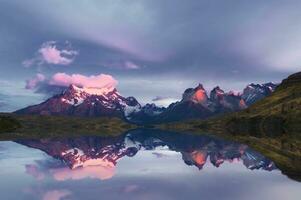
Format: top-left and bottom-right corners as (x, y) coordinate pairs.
(15, 84), (141, 118)
(241, 82), (278, 106)
(66, 84), (116, 96)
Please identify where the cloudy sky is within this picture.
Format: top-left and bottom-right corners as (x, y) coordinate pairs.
(0, 0), (300, 111)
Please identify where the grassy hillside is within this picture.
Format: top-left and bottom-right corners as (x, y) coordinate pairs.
(224, 72), (301, 134)
(0, 113), (136, 140)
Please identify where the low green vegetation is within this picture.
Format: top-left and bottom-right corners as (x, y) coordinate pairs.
(0, 115), (21, 133)
(0, 113), (136, 140)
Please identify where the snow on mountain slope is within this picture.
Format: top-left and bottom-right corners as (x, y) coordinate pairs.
(241, 82), (278, 106)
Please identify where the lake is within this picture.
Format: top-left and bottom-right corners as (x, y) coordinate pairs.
(0, 129), (300, 200)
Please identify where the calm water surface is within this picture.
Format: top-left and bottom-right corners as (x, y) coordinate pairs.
(0, 129), (300, 200)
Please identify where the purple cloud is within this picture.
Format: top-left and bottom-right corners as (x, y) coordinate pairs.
(101, 60), (141, 70)
(124, 61), (140, 69)
(152, 96), (179, 107)
(42, 189), (71, 200)
(25, 73), (46, 89)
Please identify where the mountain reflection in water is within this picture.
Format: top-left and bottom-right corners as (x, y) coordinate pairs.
(16, 129), (276, 181)
(1, 129), (301, 200)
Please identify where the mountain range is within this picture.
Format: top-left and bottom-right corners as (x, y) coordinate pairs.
(15, 81), (277, 124)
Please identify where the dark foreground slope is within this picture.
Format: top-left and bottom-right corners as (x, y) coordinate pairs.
(0, 115), (21, 133)
(222, 71), (301, 135)
(0, 114), (136, 140)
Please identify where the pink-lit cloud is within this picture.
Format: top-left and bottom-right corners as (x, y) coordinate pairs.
(23, 41), (78, 67)
(39, 41), (78, 65)
(25, 73), (118, 95)
(51, 165), (115, 181)
(49, 73), (118, 89)
(25, 73), (46, 89)
(24, 161), (116, 182)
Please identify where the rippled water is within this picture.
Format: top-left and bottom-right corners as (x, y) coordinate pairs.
(0, 129), (300, 200)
